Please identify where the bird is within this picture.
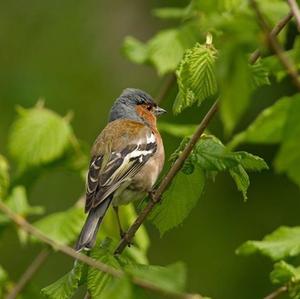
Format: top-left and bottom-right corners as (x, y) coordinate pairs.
(75, 88), (166, 251)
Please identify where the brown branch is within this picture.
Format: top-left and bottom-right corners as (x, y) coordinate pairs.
(250, 0), (300, 90)
(249, 11), (293, 63)
(5, 248), (50, 299)
(263, 285), (288, 299)
(0, 201), (203, 299)
(288, 0), (300, 31)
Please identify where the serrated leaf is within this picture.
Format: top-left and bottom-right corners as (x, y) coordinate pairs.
(0, 155), (9, 199)
(8, 104), (73, 173)
(174, 43), (218, 114)
(235, 151), (268, 171)
(148, 29), (192, 76)
(158, 122), (197, 137)
(33, 206), (85, 245)
(250, 60), (270, 88)
(274, 95), (300, 187)
(99, 276), (132, 299)
(229, 165), (250, 201)
(125, 262), (186, 293)
(271, 261), (300, 285)
(41, 261), (83, 299)
(228, 97), (291, 149)
(192, 135), (240, 171)
(236, 226), (300, 261)
(88, 242), (121, 298)
(271, 261), (300, 299)
(122, 37), (149, 65)
(150, 166), (205, 235)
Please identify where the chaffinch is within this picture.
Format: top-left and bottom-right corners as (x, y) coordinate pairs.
(75, 88), (166, 251)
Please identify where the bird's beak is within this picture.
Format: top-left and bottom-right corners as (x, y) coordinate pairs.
(154, 106), (167, 116)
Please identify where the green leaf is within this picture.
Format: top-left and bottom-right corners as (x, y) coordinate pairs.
(274, 95), (300, 187)
(158, 122), (197, 137)
(0, 155), (9, 199)
(219, 48), (252, 135)
(270, 261), (300, 285)
(152, 7), (186, 19)
(229, 165), (250, 201)
(88, 242), (121, 298)
(174, 42), (218, 114)
(228, 97), (291, 149)
(236, 226), (300, 261)
(99, 277), (132, 299)
(33, 206), (85, 245)
(250, 60), (270, 88)
(122, 37), (149, 65)
(41, 261), (83, 299)
(150, 166), (205, 236)
(8, 103), (73, 173)
(0, 265), (8, 299)
(271, 261), (300, 299)
(0, 186), (44, 226)
(147, 29), (193, 76)
(192, 135), (240, 171)
(125, 262), (186, 293)
(235, 151), (268, 171)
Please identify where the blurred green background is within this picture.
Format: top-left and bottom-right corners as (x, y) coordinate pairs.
(0, 1), (299, 298)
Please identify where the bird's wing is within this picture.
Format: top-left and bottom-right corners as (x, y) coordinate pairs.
(85, 119), (157, 212)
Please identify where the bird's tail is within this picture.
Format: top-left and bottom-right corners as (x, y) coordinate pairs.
(75, 196), (112, 251)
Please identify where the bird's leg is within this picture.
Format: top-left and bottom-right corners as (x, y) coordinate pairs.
(148, 189), (160, 203)
(113, 206), (125, 238)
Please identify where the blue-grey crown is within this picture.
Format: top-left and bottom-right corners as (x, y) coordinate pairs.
(109, 88), (155, 122)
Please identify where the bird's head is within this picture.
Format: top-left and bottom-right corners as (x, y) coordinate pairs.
(109, 88), (166, 127)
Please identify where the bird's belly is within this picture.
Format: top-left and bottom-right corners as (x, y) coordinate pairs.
(112, 156), (162, 206)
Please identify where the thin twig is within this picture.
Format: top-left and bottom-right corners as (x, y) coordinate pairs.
(250, 0), (300, 90)
(0, 201), (203, 299)
(288, 0), (300, 31)
(249, 11), (293, 63)
(263, 285), (288, 299)
(5, 248), (50, 299)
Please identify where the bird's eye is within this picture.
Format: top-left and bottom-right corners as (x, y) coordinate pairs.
(146, 105), (152, 111)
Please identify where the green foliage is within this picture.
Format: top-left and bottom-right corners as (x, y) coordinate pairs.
(0, 155), (9, 199)
(274, 95), (300, 187)
(41, 261), (84, 299)
(152, 7), (186, 20)
(126, 262), (186, 293)
(237, 226), (300, 261)
(150, 166), (205, 236)
(0, 265), (8, 298)
(228, 97), (291, 149)
(33, 206), (85, 245)
(87, 241), (121, 298)
(174, 41), (218, 114)
(0, 186), (44, 225)
(122, 24), (200, 76)
(271, 261), (300, 299)
(8, 103), (73, 173)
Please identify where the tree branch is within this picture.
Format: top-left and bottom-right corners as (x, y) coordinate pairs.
(249, 11), (293, 63)
(5, 248), (50, 299)
(114, 11), (294, 255)
(263, 285), (288, 299)
(0, 201), (203, 299)
(250, 0), (300, 90)
(288, 0), (300, 31)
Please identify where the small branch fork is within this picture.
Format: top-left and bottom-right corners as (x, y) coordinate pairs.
(0, 8), (294, 299)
